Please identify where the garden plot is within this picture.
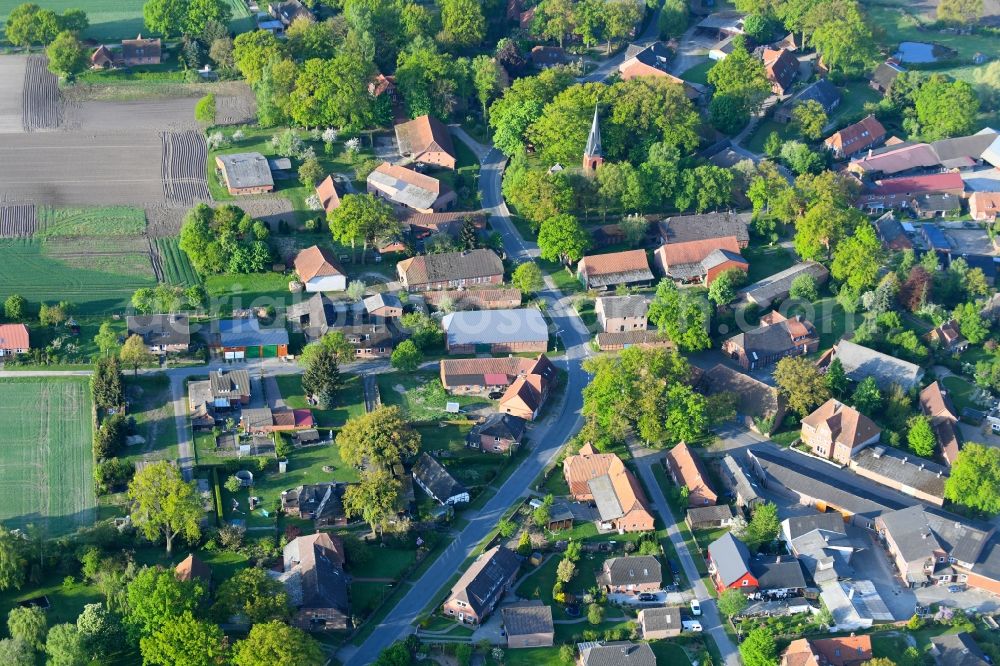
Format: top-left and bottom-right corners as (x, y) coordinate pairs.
(63, 97), (198, 133)
(162, 131), (210, 207)
(21, 55), (60, 132)
(215, 85), (257, 126)
(0, 55), (25, 134)
(0, 203), (36, 237)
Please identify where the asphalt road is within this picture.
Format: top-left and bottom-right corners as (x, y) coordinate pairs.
(341, 131), (592, 666)
(631, 446), (742, 666)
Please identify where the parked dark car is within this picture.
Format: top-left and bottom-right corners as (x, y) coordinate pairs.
(637, 593), (657, 602)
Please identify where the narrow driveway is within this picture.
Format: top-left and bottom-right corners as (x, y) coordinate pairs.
(630, 445), (741, 666)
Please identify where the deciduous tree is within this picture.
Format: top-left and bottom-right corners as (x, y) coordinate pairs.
(328, 194), (400, 263)
(945, 443), (1000, 515)
(139, 611), (225, 666)
(537, 214), (590, 263)
(708, 268), (746, 307)
(912, 75), (979, 141)
(44, 622), (87, 666)
(127, 462), (203, 554)
(233, 29), (282, 86)
(774, 356), (830, 416)
(740, 626), (778, 666)
(124, 567), (205, 638)
(120, 334), (153, 376)
(831, 220), (882, 293)
(194, 93), (216, 124)
(46, 30), (86, 78)
(718, 588), (748, 619)
(343, 468), (402, 537)
(439, 0), (485, 47)
(938, 0), (983, 24)
(7, 606), (45, 651)
(647, 280), (711, 351)
(142, 0), (189, 38)
(390, 339), (423, 373)
(231, 621), (325, 666)
(213, 567), (289, 624)
(792, 99), (827, 141)
(3, 294), (26, 321)
(5, 3), (62, 46)
(908, 415), (936, 458)
(337, 406), (420, 470)
(511, 262), (544, 294)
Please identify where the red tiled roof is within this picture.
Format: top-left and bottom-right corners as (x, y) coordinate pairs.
(578, 249), (650, 277)
(0, 324), (29, 350)
(315, 175), (341, 213)
(870, 172), (964, 196)
(294, 245), (344, 282)
(824, 115), (886, 155)
(655, 237), (741, 267)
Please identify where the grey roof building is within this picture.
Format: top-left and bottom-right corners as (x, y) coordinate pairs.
(126, 314), (190, 351)
(597, 556), (662, 588)
(658, 211), (751, 247)
(445, 546), (521, 622)
(708, 532), (752, 588)
(687, 504), (735, 526)
(783, 513), (860, 584)
(579, 641), (656, 666)
(750, 556), (808, 591)
(721, 454), (762, 508)
(501, 602), (554, 647)
(850, 445), (948, 505)
(878, 504), (991, 569)
(930, 633), (989, 666)
(442, 309), (549, 349)
(215, 153), (274, 191)
(740, 261), (830, 308)
(826, 340), (924, 391)
(412, 452), (469, 505)
(638, 606), (681, 638)
(468, 413), (526, 443)
(363, 292), (403, 316)
(594, 295), (649, 320)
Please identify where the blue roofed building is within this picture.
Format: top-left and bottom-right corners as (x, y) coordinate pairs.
(214, 317), (290, 359)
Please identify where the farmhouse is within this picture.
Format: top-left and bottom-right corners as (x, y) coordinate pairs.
(467, 413), (525, 454)
(314, 176), (342, 213)
(970, 192), (1000, 222)
(442, 546), (521, 624)
(708, 532), (757, 592)
(857, 173), (965, 214)
(849, 445), (948, 506)
(801, 399), (881, 465)
(286, 294), (396, 357)
(653, 237), (747, 285)
(441, 309), (548, 354)
(722, 311), (818, 370)
(658, 211), (751, 248)
(400, 210), (488, 242)
(394, 115), (457, 170)
(617, 42), (703, 100)
(595, 330), (673, 352)
(920, 381), (961, 465)
(214, 318), (289, 359)
(530, 45), (569, 68)
(278, 533), (350, 631)
(188, 369), (251, 428)
(367, 162), (456, 213)
(269, 0), (313, 26)
(780, 636), (873, 666)
(280, 483), (347, 526)
(597, 556), (662, 594)
(215, 153), (275, 195)
(870, 59), (905, 93)
(294, 245), (346, 292)
(412, 453), (469, 505)
(824, 115), (887, 159)
(775, 79), (841, 122)
(121, 35), (162, 66)
(423, 288), (521, 310)
(925, 319), (969, 353)
(126, 314), (190, 354)
(562, 444), (654, 532)
(439, 354), (555, 395)
(241, 406), (314, 434)
(819, 340), (924, 391)
(0, 323), (29, 357)
(698, 364), (786, 435)
(397, 249), (503, 291)
(498, 370), (554, 421)
(90, 46), (115, 69)
(594, 295), (649, 333)
(664, 442), (717, 507)
(740, 261), (830, 308)
(638, 606), (682, 639)
(501, 602), (554, 648)
(762, 48), (798, 95)
(576, 250), (654, 290)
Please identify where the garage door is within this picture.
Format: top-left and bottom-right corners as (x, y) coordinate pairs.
(245, 346), (261, 359)
(263, 345), (277, 358)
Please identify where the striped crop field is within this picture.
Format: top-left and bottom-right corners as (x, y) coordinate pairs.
(0, 378), (95, 536)
(156, 236), (201, 286)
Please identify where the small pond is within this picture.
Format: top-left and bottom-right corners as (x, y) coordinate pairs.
(893, 41), (941, 63)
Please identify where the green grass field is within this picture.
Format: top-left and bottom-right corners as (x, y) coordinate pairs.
(156, 237), (201, 286)
(0, 0), (254, 42)
(0, 378), (95, 536)
(0, 238), (157, 314)
(275, 373), (365, 428)
(36, 206), (146, 239)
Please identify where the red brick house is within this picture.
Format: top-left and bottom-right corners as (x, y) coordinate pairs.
(920, 381), (961, 465)
(121, 35), (161, 66)
(394, 115), (457, 170)
(576, 250), (654, 290)
(467, 413), (525, 454)
(278, 533), (350, 631)
(664, 442), (718, 507)
(397, 249), (503, 291)
(970, 192), (1000, 222)
(824, 115), (886, 159)
(801, 399), (881, 465)
(762, 48), (798, 95)
(653, 237), (747, 286)
(562, 444), (654, 532)
(925, 319), (969, 353)
(722, 312), (819, 370)
(443, 546), (520, 624)
(707, 532), (757, 592)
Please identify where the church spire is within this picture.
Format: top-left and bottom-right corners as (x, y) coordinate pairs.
(583, 104), (603, 173)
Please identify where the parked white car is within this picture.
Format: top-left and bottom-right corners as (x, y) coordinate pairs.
(690, 599), (702, 616)
(682, 620), (703, 632)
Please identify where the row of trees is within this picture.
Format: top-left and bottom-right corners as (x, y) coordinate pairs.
(529, 0), (644, 52)
(178, 203), (272, 276)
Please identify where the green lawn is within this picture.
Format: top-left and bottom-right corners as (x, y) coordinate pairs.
(743, 245), (795, 285)
(0, 575), (102, 628)
(745, 119), (796, 155)
(941, 375), (981, 413)
(681, 59), (713, 86)
(275, 373), (365, 428)
(869, 4), (1000, 61)
(538, 258), (584, 295)
(123, 375), (179, 467)
(378, 371), (494, 422)
(827, 81), (882, 129)
(204, 272), (295, 312)
(0, 238), (157, 315)
(416, 422), (510, 491)
(649, 641), (690, 663)
(786, 297), (854, 351)
(504, 646), (571, 666)
(0, 378), (95, 536)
